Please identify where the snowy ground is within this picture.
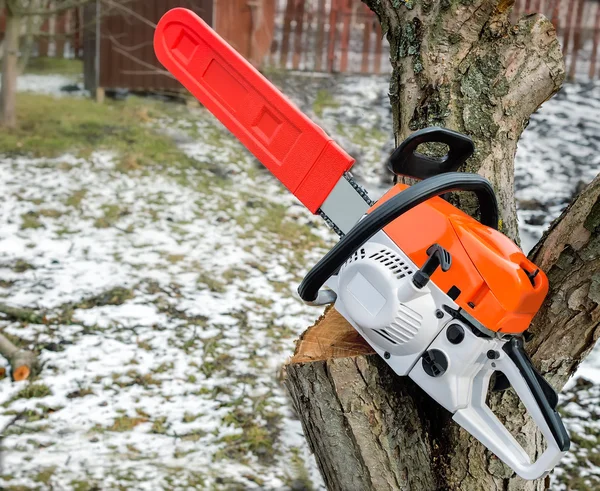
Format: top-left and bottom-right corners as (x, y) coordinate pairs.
(0, 72), (598, 490)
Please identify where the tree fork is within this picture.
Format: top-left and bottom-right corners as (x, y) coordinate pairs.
(364, 0), (564, 241)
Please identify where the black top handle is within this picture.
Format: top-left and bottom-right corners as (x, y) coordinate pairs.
(298, 173), (499, 302)
(389, 127), (475, 180)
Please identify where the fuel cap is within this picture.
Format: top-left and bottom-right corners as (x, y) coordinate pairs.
(422, 349), (448, 377)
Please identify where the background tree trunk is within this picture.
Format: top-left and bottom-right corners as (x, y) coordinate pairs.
(1, 9), (21, 128)
(282, 1), (600, 490)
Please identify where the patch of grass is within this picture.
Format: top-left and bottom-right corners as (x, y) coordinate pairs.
(196, 272), (227, 294)
(70, 479), (100, 491)
(112, 370), (161, 389)
(313, 89), (339, 117)
(20, 211), (43, 230)
(571, 432), (598, 450)
(217, 405), (281, 463)
(247, 296), (274, 309)
(199, 352), (235, 379)
(74, 287), (134, 309)
(0, 94), (212, 186)
(336, 122), (387, 147)
(39, 208), (64, 218)
(587, 451), (600, 467)
(65, 189), (87, 208)
(151, 416), (168, 434)
(236, 200), (325, 256)
(66, 387), (95, 399)
(12, 259), (35, 273)
(108, 415), (148, 432)
(221, 267), (250, 282)
(166, 254), (186, 264)
(182, 412), (200, 423)
(24, 57), (83, 76)
(9, 383), (52, 402)
(152, 362), (173, 374)
(137, 339), (153, 351)
(287, 447), (313, 491)
(94, 204), (129, 229)
(33, 466), (56, 484)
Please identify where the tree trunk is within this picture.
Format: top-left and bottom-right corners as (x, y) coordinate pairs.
(366, 0), (564, 242)
(0, 10), (21, 128)
(281, 1), (598, 490)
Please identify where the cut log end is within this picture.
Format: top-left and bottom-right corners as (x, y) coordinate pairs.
(12, 364), (31, 382)
(290, 307), (373, 364)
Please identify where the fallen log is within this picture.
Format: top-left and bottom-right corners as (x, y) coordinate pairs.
(0, 332), (37, 381)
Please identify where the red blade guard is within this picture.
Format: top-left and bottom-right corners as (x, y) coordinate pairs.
(153, 8), (354, 213)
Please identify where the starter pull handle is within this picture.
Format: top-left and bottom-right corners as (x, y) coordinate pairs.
(388, 127), (475, 179)
(453, 338), (569, 480)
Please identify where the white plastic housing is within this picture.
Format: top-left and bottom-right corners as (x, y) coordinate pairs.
(325, 229), (567, 479)
(329, 230), (457, 376)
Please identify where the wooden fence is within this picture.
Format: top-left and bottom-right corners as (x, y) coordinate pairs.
(0, 9), (82, 59)
(267, 0), (600, 81)
(89, 0), (213, 93)
(268, 0), (387, 74)
(1, 0), (600, 83)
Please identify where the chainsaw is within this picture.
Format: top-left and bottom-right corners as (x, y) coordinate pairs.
(153, 8), (569, 480)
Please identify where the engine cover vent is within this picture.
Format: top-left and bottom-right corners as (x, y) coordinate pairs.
(344, 248), (366, 266)
(373, 305), (422, 345)
(369, 249), (414, 279)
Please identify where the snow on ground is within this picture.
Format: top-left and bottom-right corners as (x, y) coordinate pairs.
(4, 74), (85, 97)
(0, 71), (598, 489)
(0, 85), (331, 489)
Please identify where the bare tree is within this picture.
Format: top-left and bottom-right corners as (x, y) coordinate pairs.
(285, 0), (599, 489)
(0, 0), (91, 127)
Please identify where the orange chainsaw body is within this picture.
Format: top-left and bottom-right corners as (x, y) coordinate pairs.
(373, 184), (548, 334)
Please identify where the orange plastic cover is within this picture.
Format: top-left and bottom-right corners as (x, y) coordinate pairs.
(373, 185), (548, 334)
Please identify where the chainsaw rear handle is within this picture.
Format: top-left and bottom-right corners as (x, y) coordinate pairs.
(388, 127), (475, 180)
(453, 337), (569, 479)
(503, 338), (569, 451)
(299, 173), (498, 302)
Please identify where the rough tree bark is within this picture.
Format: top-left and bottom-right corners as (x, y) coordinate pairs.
(283, 1), (599, 490)
(368, 0), (564, 242)
(0, 7), (21, 128)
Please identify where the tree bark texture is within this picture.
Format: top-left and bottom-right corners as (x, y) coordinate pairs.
(365, 0), (564, 242)
(0, 10), (21, 128)
(282, 2), (600, 490)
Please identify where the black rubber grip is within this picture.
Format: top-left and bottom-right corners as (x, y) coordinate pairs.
(299, 173), (498, 302)
(388, 127), (475, 179)
(503, 338), (570, 452)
